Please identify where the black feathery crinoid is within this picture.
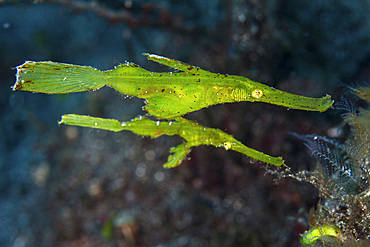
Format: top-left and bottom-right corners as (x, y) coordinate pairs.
(288, 86), (370, 242)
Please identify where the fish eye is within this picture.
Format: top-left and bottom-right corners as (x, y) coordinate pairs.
(252, 89), (263, 99)
(223, 142), (232, 150)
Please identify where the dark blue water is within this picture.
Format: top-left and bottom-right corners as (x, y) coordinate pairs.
(0, 1), (369, 246)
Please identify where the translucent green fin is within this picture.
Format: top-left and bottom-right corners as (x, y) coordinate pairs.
(14, 61), (106, 94)
(143, 53), (214, 76)
(59, 114), (124, 132)
(164, 143), (192, 168)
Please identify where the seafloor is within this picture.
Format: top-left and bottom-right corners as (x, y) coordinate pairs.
(0, 1), (369, 246)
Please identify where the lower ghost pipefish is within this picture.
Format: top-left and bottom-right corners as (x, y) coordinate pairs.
(59, 114), (285, 168)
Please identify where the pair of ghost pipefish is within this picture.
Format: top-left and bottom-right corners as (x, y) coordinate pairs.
(13, 54), (333, 168)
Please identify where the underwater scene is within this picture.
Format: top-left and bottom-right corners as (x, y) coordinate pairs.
(1, 0), (369, 246)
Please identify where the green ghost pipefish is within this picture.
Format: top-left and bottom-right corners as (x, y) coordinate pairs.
(59, 114), (285, 168)
(13, 54), (334, 119)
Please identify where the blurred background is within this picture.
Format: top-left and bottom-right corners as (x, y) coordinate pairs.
(0, 0), (369, 246)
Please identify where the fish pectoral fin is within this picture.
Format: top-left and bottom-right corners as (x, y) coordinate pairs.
(163, 143), (192, 168)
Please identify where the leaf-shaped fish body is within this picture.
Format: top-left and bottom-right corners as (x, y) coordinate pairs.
(13, 54), (334, 119)
(59, 114), (284, 168)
